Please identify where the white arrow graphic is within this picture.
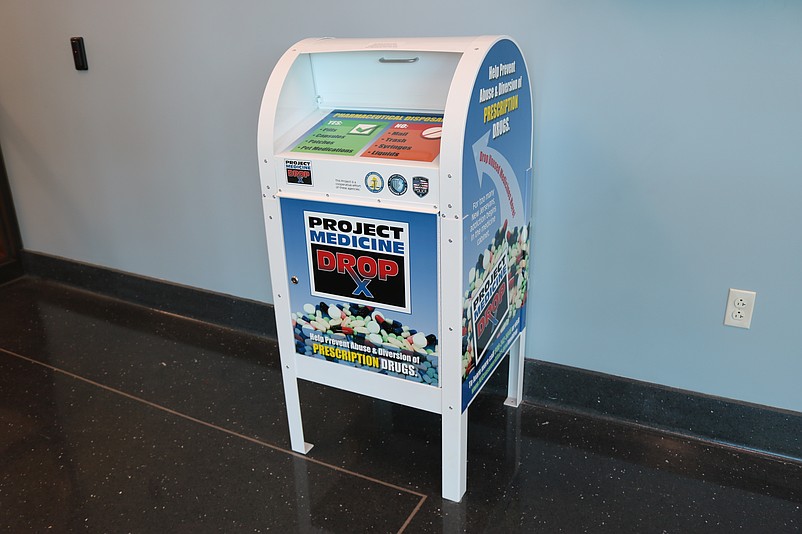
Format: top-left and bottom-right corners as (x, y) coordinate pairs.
(472, 131), (525, 229)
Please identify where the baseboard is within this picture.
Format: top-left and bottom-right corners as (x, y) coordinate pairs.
(520, 359), (802, 463)
(21, 250), (276, 338)
(20, 250), (801, 463)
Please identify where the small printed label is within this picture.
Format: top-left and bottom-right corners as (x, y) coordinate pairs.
(285, 160), (312, 185)
(334, 178), (361, 192)
(364, 172), (384, 193)
(388, 174), (408, 196)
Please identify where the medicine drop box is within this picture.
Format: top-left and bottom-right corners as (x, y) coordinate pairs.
(257, 36), (533, 502)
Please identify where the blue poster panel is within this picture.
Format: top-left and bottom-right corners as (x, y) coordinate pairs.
(461, 39), (533, 411)
(281, 198), (440, 386)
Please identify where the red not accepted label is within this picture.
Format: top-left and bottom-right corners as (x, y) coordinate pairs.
(361, 123), (442, 162)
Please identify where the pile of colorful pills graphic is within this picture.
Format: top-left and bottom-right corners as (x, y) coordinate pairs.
(292, 302), (439, 385)
(462, 221), (530, 378)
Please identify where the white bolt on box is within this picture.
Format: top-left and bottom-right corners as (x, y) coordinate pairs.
(257, 36), (534, 502)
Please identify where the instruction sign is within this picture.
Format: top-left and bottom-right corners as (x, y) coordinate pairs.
(291, 110), (443, 162)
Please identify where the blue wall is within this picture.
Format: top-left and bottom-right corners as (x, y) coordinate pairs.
(525, 1), (802, 411)
(0, 1), (800, 410)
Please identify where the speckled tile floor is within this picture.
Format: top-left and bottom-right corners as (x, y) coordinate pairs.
(1, 277), (800, 532)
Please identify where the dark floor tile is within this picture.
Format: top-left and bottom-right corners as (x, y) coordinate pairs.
(0, 278), (291, 446)
(468, 406), (802, 533)
(2, 277), (802, 533)
(313, 392), (802, 532)
(0, 352), (421, 533)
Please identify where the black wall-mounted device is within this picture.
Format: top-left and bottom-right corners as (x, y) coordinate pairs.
(70, 37), (88, 71)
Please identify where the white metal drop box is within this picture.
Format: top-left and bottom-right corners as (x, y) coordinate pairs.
(257, 36), (533, 502)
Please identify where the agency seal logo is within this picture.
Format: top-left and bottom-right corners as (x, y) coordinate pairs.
(388, 174), (408, 196)
(412, 176), (430, 198)
(364, 172), (384, 193)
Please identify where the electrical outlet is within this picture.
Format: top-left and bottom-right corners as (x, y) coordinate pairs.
(724, 288), (756, 329)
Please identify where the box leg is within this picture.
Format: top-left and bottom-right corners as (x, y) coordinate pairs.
(442, 407), (468, 502)
(282, 371), (313, 454)
(504, 328), (526, 408)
